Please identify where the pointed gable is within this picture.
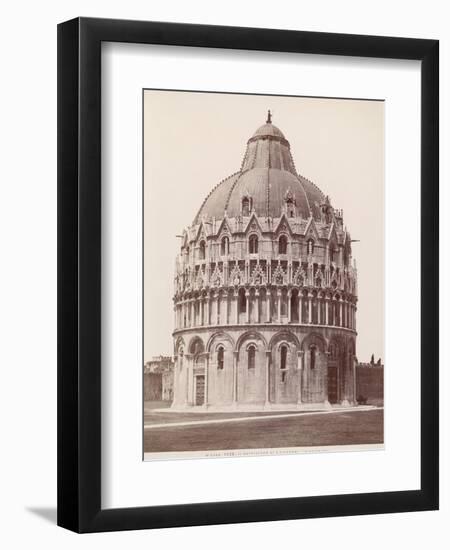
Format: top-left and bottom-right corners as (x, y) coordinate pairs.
(303, 216), (320, 241)
(243, 212), (263, 236)
(273, 213), (295, 237)
(327, 222), (338, 244)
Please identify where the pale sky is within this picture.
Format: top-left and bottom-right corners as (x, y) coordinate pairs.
(144, 90), (384, 364)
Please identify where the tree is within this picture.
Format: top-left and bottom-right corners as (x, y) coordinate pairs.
(370, 354), (375, 365)
(377, 358), (382, 366)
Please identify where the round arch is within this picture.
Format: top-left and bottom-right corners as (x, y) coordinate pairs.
(174, 336), (186, 355)
(328, 335), (345, 357)
(206, 331), (235, 353)
(188, 336), (205, 356)
(301, 332), (327, 352)
(235, 330), (267, 352)
(268, 330), (300, 352)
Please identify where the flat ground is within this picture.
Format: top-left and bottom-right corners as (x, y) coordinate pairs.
(144, 407), (383, 453)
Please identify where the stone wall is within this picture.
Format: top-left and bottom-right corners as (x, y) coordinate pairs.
(144, 372), (163, 401)
(355, 365), (384, 405)
(173, 325), (356, 408)
(144, 371), (175, 402)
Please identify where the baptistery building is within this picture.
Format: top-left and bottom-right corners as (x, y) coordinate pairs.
(172, 112), (358, 409)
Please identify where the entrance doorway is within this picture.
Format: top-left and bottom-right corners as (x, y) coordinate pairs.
(327, 364), (338, 404)
(195, 375), (205, 406)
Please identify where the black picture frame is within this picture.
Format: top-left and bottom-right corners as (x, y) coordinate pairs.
(57, 17), (439, 533)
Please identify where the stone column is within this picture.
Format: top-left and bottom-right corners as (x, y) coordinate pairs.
(302, 349), (308, 403)
(299, 295), (303, 323)
(216, 291), (221, 325)
(234, 290), (239, 324)
(206, 295), (210, 326)
(204, 352), (209, 408)
(232, 351), (239, 406)
(266, 289), (271, 322)
(246, 290), (250, 323)
(341, 350), (350, 406)
(287, 289), (292, 323)
(277, 289), (282, 322)
(185, 354), (191, 406)
(225, 291), (229, 324)
(339, 301), (343, 327)
(324, 351), (331, 407)
(255, 290), (260, 323)
(325, 296), (329, 325)
(318, 298), (322, 324)
(264, 351), (271, 408)
(308, 293), (312, 324)
(297, 350), (304, 405)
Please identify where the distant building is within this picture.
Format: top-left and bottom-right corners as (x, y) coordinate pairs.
(144, 356), (174, 401)
(171, 113), (358, 409)
(145, 355), (174, 373)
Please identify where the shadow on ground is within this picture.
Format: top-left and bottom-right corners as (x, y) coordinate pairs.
(26, 507), (57, 525)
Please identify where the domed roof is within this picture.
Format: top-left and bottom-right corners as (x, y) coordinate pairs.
(252, 122), (285, 139)
(194, 113), (325, 224)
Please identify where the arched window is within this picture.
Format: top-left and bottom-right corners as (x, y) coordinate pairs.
(239, 288), (247, 313)
(280, 345), (287, 369)
(248, 345), (256, 370)
(310, 345), (316, 370)
(217, 346), (224, 370)
(329, 342), (338, 359)
(199, 241), (206, 260)
(279, 235), (288, 254)
(249, 234), (258, 254)
(242, 197), (250, 216)
(329, 246), (335, 263)
(221, 236), (229, 256)
(307, 239), (314, 255)
(280, 345), (288, 382)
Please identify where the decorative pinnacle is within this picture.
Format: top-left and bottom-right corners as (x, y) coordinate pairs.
(266, 109), (272, 124)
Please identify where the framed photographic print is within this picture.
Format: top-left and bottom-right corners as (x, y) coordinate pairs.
(57, 17), (439, 532)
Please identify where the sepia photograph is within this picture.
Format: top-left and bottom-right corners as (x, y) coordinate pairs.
(143, 90), (385, 460)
